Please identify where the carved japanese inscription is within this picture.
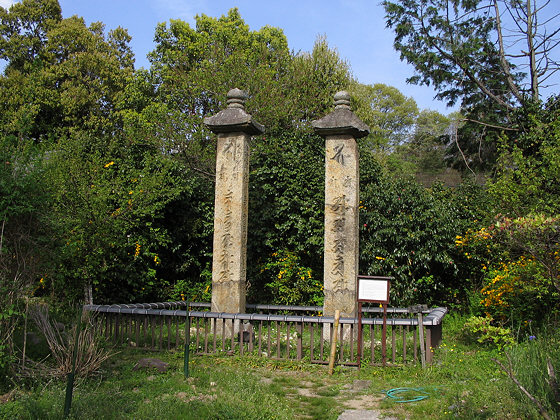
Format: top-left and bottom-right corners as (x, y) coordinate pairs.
(323, 135), (360, 319)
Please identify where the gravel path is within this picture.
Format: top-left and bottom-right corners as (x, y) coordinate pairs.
(337, 409), (397, 420)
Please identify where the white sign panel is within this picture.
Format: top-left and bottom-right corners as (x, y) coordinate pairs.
(358, 278), (389, 302)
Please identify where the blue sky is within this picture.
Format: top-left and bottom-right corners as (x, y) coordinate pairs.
(2, 0), (559, 114)
(1, 0), (455, 112)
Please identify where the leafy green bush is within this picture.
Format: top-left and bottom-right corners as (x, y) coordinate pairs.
(488, 96), (560, 216)
(359, 169), (487, 307)
(462, 315), (515, 351)
(248, 131), (325, 303)
(259, 250), (322, 306)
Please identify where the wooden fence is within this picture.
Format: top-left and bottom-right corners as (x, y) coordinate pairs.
(84, 302), (446, 366)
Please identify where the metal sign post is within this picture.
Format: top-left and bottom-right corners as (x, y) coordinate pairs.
(356, 276), (392, 368)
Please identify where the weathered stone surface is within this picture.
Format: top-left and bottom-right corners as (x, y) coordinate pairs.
(204, 89), (263, 328)
(132, 358), (169, 373)
(312, 91), (369, 139)
(209, 131), (251, 315)
(313, 92), (369, 321)
(204, 88), (264, 135)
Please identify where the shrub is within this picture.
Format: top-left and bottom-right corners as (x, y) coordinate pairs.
(259, 250), (322, 306)
(458, 214), (560, 327)
(21, 306), (114, 379)
(359, 173), (487, 307)
(462, 315), (515, 351)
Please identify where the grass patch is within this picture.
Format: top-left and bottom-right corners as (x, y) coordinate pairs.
(1, 313), (556, 419)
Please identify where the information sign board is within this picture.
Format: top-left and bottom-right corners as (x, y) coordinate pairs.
(356, 275), (392, 368)
(357, 275), (391, 303)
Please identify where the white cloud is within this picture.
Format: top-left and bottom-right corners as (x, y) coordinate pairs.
(0, 0), (17, 9)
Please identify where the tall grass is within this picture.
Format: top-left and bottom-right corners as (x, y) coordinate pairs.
(505, 327), (560, 419)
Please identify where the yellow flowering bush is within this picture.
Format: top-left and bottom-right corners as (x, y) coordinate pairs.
(457, 215), (560, 328)
(480, 257), (556, 326)
(260, 250), (322, 306)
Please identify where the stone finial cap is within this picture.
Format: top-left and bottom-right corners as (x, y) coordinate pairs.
(204, 88), (265, 135)
(312, 91), (370, 138)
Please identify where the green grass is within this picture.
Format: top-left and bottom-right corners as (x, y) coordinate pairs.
(1, 314), (556, 419)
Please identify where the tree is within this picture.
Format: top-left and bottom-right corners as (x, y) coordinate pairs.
(383, 0), (560, 112)
(395, 109), (451, 175)
(0, 1), (199, 304)
(0, 0), (62, 72)
(287, 35), (351, 129)
(248, 131), (325, 303)
(488, 95), (560, 216)
(148, 11), (352, 176)
(382, 0), (560, 171)
(147, 8), (292, 175)
(350, 82), (419, 150)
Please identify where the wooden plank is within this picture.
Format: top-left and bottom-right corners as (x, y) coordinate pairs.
(370, 324), (375, 365)
(135, 315), (140, 348)
(276, 321), (280, 359)
(286, 322), (290, 360)
(350, 324), (354, 362)
(141, 315), (147, 348)
(402, 326), (407, 364)
(392, 325), (396, 363)
(239, 325), (244, 356)
(230, 320), (235, 353)
(338, 322), (344, 361)
(221, 319), (226, 352)
(167, 316), (172, 350)
(175, 316), (180, 349)
(150, 316), (156, 348)
(204, 317), (209, 353)
(309, 323), (315, 361)
(195, 317), (201, 351)
(267, 321), (271, 357)
(158, 315), (164, 350)
(249, 323), (254, 353)
(257, 321), (263, 357)
(296, 322), (303, 361)
(212, 318), (217, 353)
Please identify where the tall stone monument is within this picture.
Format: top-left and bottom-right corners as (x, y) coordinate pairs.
(204, 88), (264, 323)
(312, 91), (369, 321)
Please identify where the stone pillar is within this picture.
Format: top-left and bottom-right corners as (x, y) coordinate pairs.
(204, 89), (264, 324)
(312, 91), (369, 321)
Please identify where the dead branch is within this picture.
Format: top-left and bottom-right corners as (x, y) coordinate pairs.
(492, 357), (553, 420)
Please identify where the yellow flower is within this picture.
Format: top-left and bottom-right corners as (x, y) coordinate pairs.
(104, 161), (115, 168)
(134, 243), (141, 258)
(375, 256), (385, 260)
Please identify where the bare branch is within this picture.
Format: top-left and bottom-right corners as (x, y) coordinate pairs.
(494, 0), (524, 102)
(452, 124), (476, 176)
(461, 118), (519, 131)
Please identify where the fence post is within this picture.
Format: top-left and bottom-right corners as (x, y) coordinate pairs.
(64, 306), (83, 418)
(184, 304), (190, 378)
(328, 310), (341, 375)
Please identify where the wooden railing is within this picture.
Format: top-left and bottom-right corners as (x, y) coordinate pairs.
(84, 302), (446, 366)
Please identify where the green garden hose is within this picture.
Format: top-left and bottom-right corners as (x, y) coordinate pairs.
(383, 387), (432, 403)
